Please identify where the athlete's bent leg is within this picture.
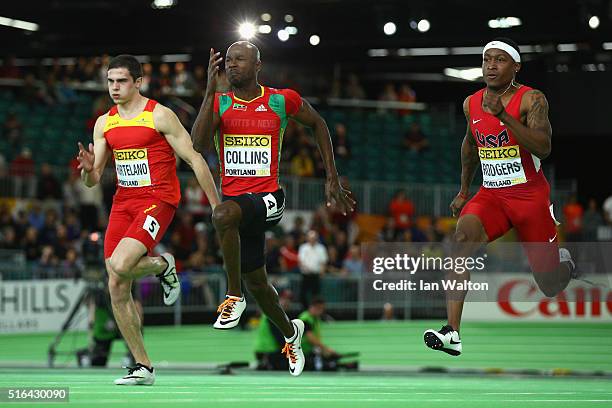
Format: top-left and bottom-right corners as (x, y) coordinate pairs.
(109, 238), (168, 280)
(244, 266), (294, 337)
(212, 201), (243, 297)
(447, 214), (488, 331)
(106, 259), (151, 368)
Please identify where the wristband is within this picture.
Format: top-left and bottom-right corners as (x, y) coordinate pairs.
(458, 192), (469, 200)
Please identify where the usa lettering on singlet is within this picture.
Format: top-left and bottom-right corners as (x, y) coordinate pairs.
(469, 85), (545, 189)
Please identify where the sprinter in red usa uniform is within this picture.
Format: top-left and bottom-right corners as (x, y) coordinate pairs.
(77, 55), (219, 385)
(191, 41), (355, 376)
(423, 38), (576, 356)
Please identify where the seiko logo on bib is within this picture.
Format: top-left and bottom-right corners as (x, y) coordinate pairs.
(113, 148), (152, 187)
(223, 134), (272, 177)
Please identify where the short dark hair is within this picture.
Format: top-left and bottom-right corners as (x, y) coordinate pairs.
(492, 37), (521, 59)
(108, 54), (143, 81)
(310, 296), (325, 306)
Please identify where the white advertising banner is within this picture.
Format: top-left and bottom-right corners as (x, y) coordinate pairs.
(0, 279), (88, 333)
(463, 273), (612, 322)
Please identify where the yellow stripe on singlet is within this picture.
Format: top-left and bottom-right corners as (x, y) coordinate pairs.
(103, 110), (156, 132)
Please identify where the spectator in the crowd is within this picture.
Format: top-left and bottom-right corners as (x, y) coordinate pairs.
(265, 233), (282, 275)
(341, 244), (365, 277)
(57, 75), (79, 104)
(298, 230), (328, 308)
(39, 208), (59, 246)
(174, 211), (197, 255)
(139, 62), (155, 96)
(2, 112), (23, 154)
(604, 195), (612, 225)
(397, 83), (417, 116)
(389, 189), (415, 232)
(381, 302), (396, 321)
(345, 73), (366, 99)
(27, 202), (45, 231)
(279, 235), (299, 273)
(53, 224), (71, 260)
(63, 210), (81, 242)
(37, 163), (62, 200)
(23, 226), (41, 261)
(97, 54), (111, 84)
(13, 210), (29, 242)
(379, 217), (399, 242)
(290, 147), (315, 177)
(38, 245), (59, 269)
(582, 198), (604, 241)
(63, 172), (82, 210)
(332, 123), (351, 159)
(379, 83), (398, 103)
(325, 245), (342, 275)
(158, 63), (173, 94)
(0, 226), (19, 250)
(20, 74), (45, 105)
(289, 215), (306, 244)
(0, 55), (20, 78)
(10, 148), (36, 198)
(60, 247), (83, 278)
(193, 65), (206, 96)
(403, 122), (429, 153)
(563, 195), (583, 242)
(75, 176), (104, 232)
(173, 62), (197, 95)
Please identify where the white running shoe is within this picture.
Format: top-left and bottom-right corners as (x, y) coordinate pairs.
(114, 363), (155, 385)
(282, 319), (305, 376)
(424, 325), (462, 356)
(559, 248), (578, 278)
(158, 253), (179, 306)
(213, 295), (246, 329)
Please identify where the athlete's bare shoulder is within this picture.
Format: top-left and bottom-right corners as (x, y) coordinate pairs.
(152, 102), (175, 127)
(462, 96), (471, 118)
(93, 113), (109, 139)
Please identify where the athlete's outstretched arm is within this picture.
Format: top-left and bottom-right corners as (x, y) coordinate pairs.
(291, 99), (356, 215)
(484, 89), (552, 159)
(451, 97), (479, 217)
(78, 114), (111, 187)
(191, 48), (222, 153)
(155, 105), (221, 209)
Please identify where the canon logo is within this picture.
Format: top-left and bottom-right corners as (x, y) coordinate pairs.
(498, 279), (612, 318)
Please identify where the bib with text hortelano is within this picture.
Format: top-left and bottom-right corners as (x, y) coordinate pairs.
(113, 148), (152, 187)
(223, 134), (271, 177)
(478, 145), (527, 188)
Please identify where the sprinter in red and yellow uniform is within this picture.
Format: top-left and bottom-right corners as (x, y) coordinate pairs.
(77, 55), (219, 385)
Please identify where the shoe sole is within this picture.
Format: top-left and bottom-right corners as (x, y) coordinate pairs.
(423, 331), (461, 356)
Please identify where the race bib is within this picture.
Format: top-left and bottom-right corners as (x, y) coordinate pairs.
(223, 134), (271, 177)
(114, 148), (151, 187)
(262, 193), (278, 218)
(479, 145), (527, 188)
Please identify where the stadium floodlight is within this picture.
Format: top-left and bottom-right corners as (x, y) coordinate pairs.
(589, 15), (600, 29)
(261, 13), (272, 22)
(444, 67), (483, 81)
(417, 19), (431, 32)
(277, 29), (290, 41)
(284, 14), (294, 23)
(488, 17), (522, 29)
(151, 0), (176, 9)
(285, 26), (298, 35)
(238, 22), (256, 39)
(383, 22), (396, 35)
(0, 16), (38, 31)
(258, 25), (272, 34)
(309, 35), (320, 46)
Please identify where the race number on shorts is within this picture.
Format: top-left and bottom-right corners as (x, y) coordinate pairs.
(262, 193), (278, 218)
(143, 215), (161, 240)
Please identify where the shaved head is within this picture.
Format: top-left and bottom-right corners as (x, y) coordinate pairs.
(227, 41), (260, 63)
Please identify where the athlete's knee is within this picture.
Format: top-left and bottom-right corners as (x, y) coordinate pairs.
(212, 203), (240, 231)
(109, 253), (133, 279)
(453, 230), (469, 243)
